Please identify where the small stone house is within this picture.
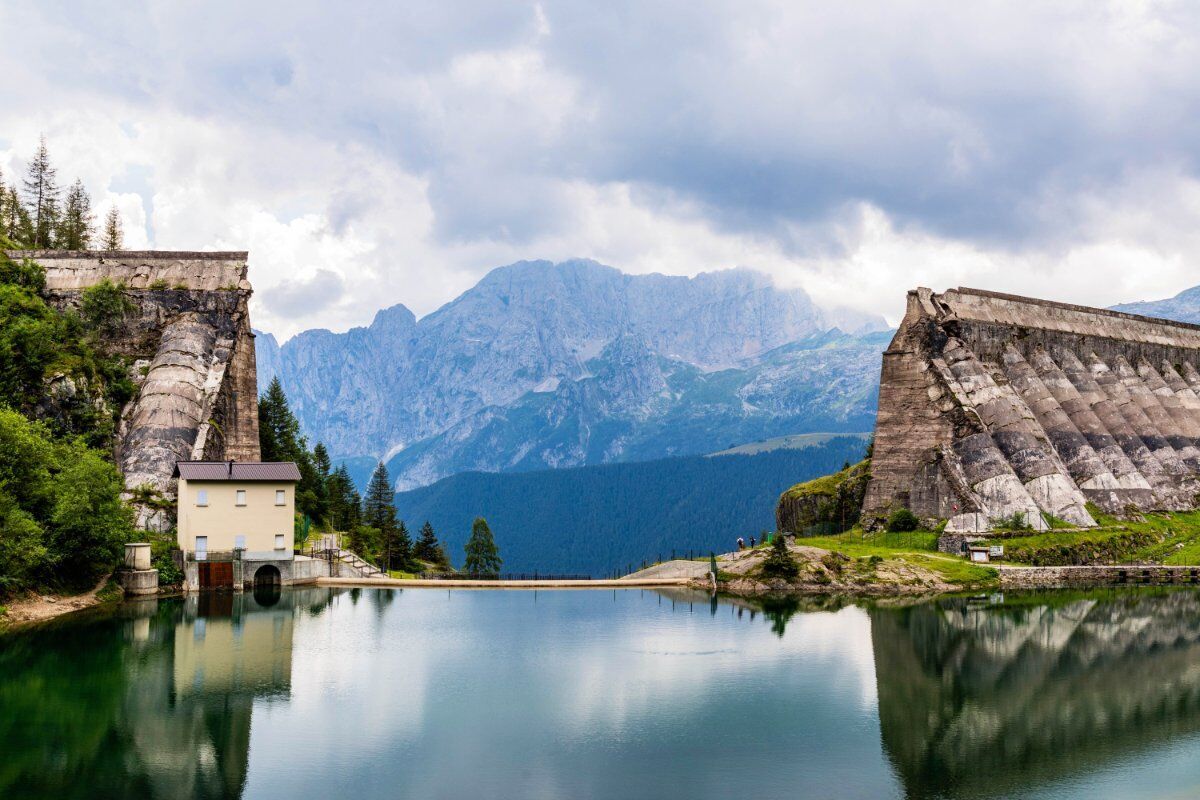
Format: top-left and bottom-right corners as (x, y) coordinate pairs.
(174, 461), (301, 590)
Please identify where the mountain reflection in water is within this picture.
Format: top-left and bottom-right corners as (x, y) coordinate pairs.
(1, 586), (1200, 799)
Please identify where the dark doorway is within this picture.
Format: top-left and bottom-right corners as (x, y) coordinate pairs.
(198, 561), (234, 589)
(254, 564), (282, 587)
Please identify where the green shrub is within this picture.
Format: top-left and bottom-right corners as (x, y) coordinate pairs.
(886, 508), (920, 532)
(148, 279), (169, 290)
(760, 533), (799, 580)
(992, 512), (1036, 532)
(80, 279), (133, 334)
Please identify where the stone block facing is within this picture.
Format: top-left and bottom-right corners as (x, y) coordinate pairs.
(864, 287), (1200, 529)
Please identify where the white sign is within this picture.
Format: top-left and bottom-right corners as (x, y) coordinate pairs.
(989, 545), (1004, 558)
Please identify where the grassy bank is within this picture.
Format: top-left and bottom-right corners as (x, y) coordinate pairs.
(995, 510), (1200, 566)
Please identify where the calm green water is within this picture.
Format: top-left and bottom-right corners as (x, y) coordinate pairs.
(3, 586), (1200, 799)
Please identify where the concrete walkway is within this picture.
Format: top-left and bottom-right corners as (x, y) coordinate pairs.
(317, 575), (692, 590)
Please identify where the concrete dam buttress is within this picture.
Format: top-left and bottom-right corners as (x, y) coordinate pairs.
(863, 287), (1200, 533)
(12, 250), (262, 528)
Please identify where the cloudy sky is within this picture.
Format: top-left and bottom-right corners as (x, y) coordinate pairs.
(3, 1), (1200, 339)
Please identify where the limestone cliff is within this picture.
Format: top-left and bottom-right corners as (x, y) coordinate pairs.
(864, 286), (1200, 533)
(9, 250), (262, 528)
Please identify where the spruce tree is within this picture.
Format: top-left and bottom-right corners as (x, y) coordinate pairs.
(463, 517), (502, 577)
(101, 205), (124, 250)
(362, 462), (400, 569)
(22, 136), (60, 248)
(760, 533), (798, 580)
(57, 179), (94, 250)
(311, 442), (332, 525)
(328, 465), (361, 531)
(413, 521), (442, 564)
(258, 377), (303, 462)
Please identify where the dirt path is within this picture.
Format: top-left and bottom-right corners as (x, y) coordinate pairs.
(1, 573), (115, 628)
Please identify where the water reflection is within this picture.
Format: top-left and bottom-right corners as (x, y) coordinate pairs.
(0, 587), (340, 799)
(870, 589), (1200, 799)
(3, 586), (1200, 799)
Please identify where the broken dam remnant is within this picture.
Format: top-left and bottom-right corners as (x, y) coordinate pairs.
(863, 286), (1200, 534)
(10, 250), (262, 529)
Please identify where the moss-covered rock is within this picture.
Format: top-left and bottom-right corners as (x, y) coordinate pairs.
(776, 459), (871, 535)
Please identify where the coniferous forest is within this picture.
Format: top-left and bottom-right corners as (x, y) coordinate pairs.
(394, 436), (868, 576)
(0, 136), (126, 251)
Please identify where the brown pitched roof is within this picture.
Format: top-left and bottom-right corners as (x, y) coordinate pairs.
(173, 461), (302, 482)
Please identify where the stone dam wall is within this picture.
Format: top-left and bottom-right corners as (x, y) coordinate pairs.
(863, 286), (1200, 533)
(9, 250), (262, 528)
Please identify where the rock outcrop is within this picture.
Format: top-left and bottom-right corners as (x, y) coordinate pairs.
(12, 250), (262, 528)
(776, 460), (870, 534)
(864, 287), (1200, 532)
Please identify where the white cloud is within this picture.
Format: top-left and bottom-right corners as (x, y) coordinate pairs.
(3, 1), (1200, 338)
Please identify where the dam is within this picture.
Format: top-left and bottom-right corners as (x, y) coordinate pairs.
(7, 249), (262, 529)
(863, 287), (1200, 533)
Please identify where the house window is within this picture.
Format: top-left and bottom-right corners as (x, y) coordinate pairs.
(274, 534), (285, 550)
(195, 536), (207, 558)
(275, 489), (286, 506)
(236, 490), (247, 506)
(196, 489), (208, 507)
(234, 535), (246, 551)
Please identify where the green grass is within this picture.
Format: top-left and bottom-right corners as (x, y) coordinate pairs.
(996, 510), (1200, 566)
(797, 528), (997, 588)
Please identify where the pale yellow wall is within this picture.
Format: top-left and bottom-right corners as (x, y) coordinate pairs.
(177, 478), (295, 557)
(173, 608), (293, 696)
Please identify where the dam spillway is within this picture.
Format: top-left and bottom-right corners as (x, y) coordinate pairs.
(863, 287), (1200, 532)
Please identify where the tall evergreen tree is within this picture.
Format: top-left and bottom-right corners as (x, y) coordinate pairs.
(413, 521), (445, 565)
(258, 377), (303, 462)
(256, 377), (324, 522)
(311, 442), (332, 525)
(57, 179), (94, 250)
(101, 205), (124, 250)
(362, 462), (402, 569)
(22, 136), (60, 248)
(4, 187), (30, 245)
(463, 517), (502, 576)
(381, 519), (413, 573)
(327, 464), (361, 531)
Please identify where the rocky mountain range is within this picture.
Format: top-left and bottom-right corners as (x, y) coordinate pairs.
(256, 259), (888, 489)
(1110, 284), (1200, 324)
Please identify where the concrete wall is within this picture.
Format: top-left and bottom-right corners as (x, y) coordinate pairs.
(865, 286), (1200, 530)
(8, 250), (263, 530)
(177, 479), (295, 556)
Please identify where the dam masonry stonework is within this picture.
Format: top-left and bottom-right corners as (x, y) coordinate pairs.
(8, 250), (262, 529)
(863, 287), (1200, 537)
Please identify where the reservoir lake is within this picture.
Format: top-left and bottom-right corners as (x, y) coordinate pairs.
(3, 586), (1200, 799)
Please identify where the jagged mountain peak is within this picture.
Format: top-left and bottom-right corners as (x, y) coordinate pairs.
(257, 258), (888, 487)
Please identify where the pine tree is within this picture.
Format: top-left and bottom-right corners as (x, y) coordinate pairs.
(101, 205), (124, 250)
(463, 517), (502, 577)
(5, 187), (31, 245)
(413, 521), (448, 567)
(362, 462), (401, 570)
(57, 179), (95, 250)
(311, 442), (332, 525)
(256, 377), (325, 523)
(760, 532), (798, 580)
(327, 465), (361, 531)
(258, 377), (303, 462)
(382, 519), (413, 573)
(22, 136), (60, 248)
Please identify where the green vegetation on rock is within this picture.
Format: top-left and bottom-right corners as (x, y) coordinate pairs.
(776, 459), (871, 535)
(0, 247), (135, 597)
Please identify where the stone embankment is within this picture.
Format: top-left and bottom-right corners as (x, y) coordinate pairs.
(998, 564), (1200, 589)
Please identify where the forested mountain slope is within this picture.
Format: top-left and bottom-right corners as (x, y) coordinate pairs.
(393, 435), (868, 575)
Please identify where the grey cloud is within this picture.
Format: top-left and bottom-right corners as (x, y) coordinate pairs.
(7, 1), (1200, 253)
(264, 269), (346, 318)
